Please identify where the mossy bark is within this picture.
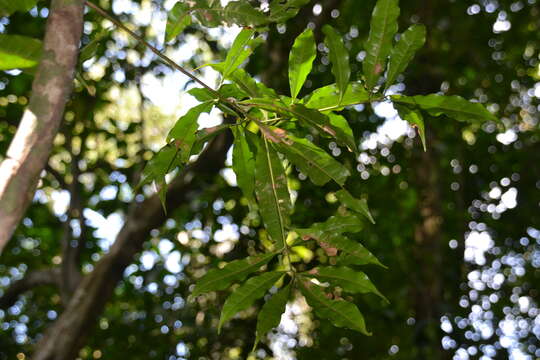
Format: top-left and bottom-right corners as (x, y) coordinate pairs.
(0, 0), (85, 252)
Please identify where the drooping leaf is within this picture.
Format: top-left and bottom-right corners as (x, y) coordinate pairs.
(319, 234), (385, 268)
(269, 0), (311, 22)
(222, 28), (255, 80)
(288, 28), (316, 100)
(255, 138), (291, 250)
(274, 134), (350, 186)
(295, 214), (363, 240)
(192, 252), (278, 296)
(304, 82), (370, 111)
(303, 266), (388, 302)
(0, 0), (37, 16)
(190, 124), (231, 155)
(363, 0), (400, 90)
(0, 34), (42, 70)
(335, 189), (375, 224)
(322, 25), (350, 102)
(385, 24), (426, 89)
(167, 102), (214, 163)
(232, 127), (256, 203)
(391, 94), (498, 123)
(328, 114), (357, 154)
(300, 280), (371, 335)
(166, 2), (192, 42)
(255, 283), (291, 347)
(394, 103), (426, 151)
(219, 271), (284, 332)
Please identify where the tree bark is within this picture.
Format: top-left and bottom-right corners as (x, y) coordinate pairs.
(31, 131), (232, 360)
(0, 0), (85, 253)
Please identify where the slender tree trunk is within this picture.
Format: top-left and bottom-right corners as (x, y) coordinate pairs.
(0, 0), (85, 253)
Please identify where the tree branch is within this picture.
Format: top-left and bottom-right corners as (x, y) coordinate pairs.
(0, 0), (85, 253)
(0, 268), (60, 310)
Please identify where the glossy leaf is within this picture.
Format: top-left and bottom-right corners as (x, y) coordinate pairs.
(335, 189), (375, 224)
(288, 28), (316, 100)
(166, 2), (192, 42)
(385, 24), (426, 89)
(322, 25), (350, 102)
(192, 252), (278, 296)
(391, 94), (498, 123)
(394, 103), (426, 151)
(255, 138), (291, 250)
(0, 0), (37, 16)
(363, 0), (400, 90)
(300, 281), (371, 335)
(304, 266), (388, 302)
(304, 82), (370, 111)
(222, 28), (255, 80)
(232, 127), (256, 203)
(0, 34), (42, 70)
(275, 134), (350, 186)
(219, 271), (284, 332)
(167, 102), (214, 163)
(295, 214), (363, 240)
(320, 234), (386, 268)
(255, 284), (291, 346)
(223, 1), (268, 27)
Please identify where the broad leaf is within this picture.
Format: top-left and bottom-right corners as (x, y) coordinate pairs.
(328, 114), (357, 154)
(222, 1), (268, 27)
(288, 28), (316, 100)
(232, 127), (256, 203)
(255, 139), (291, 249)
(335, 189), (375, 224)
(295, 214), (362, 240)
(222, 28), (255, 80)
(363, 0), (400, 90)
(320, 234), (385, 268)
(269, 0), (311, 22)
(0, 0), (37, 16)
(394, 104), (426, 151)
(192, 252), (278, 296)
(275, 134), (350, 186)
(304, 266), (387, 302)
(166, 2), (192, 42)
(385, 24), (426, 89)
(322, 25), (350, 102)
(391, 94), (498, 123)
(167, 102), (214, 163)
(255, 283), (290, 347)
(219, 271), (284, 332)
(0, 34), (42, 70)
(300, 281), (371, 335)
(210, 65), (278, 98)
(190, 124), (231, 155)
(304, 82), (370, 111)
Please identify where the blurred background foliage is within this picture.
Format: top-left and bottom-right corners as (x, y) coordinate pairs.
(0, 0), (539, 359)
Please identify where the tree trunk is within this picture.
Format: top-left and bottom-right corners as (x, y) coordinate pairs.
(0, 0), (85, 253)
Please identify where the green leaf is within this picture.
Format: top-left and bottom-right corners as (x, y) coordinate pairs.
(391, 94), (498, 123)
(304, 82), (370, 111)
(288, 28), (316, 100)
(0, 0), (37, 16)
(255, 138), (291, 250)
(295, 214), (363, 240)
(274, 134), (350, 186)
(210, 65), (278, 99)
(166, 2), (192, 42)
(320, 234), (386, 268)
(322, 25), (350, 102)
(219, 271), (284, 332)
(394, 104), (426, 151)
(192, 252), (278, 296)
(303, 266), (388, 302)
(335, 189), (375, 224)
(79, 30), (108, 64)
(363, 0), (400, 90)
(232, 127), (256, 203)
(190, 124), (231, 155)
(385, 24), (426, 89)
(0, 34), (42, 70)
(269, 0), (311, 22)
(167, 102), (214, 163)
(328, 113), (357, 154)
(254, 284), (290, 347)
(300, 280), (371, 335)
(222, 28), (255, 80)
(222, 1), (268, 27)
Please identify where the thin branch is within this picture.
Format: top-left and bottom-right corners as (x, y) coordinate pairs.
(0, 268), (60, 310)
